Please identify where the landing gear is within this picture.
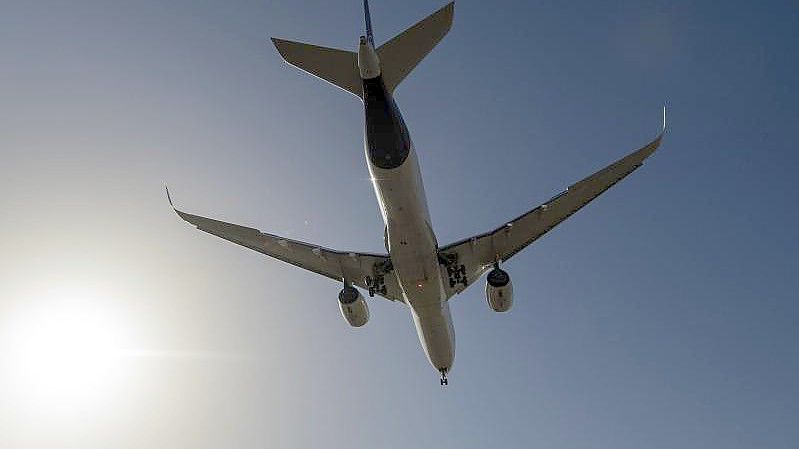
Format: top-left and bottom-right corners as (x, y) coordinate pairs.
(445, 263), (467, 288)
(439, 253), (468, 289)
(439, 369), (448, 386)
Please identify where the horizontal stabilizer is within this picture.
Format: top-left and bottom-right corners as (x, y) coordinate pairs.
(272, 38), (363, 98)
(378, 2), (455, 93)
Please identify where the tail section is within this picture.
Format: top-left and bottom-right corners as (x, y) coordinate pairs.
(364, 0), (375, 47)
(271, 2), (455, 97)
(271, 38), (362, 98)
(377, 2), (454, 93)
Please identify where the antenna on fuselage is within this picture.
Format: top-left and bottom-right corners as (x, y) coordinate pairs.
(363, 0), (375, 46)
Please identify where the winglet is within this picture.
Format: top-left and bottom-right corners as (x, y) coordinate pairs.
(165, 184), (175, 209)
(164, 185), (200, 226)
(650, 104), (667, 148)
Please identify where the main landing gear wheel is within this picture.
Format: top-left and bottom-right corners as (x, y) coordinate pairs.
(439, 369), (448, 386)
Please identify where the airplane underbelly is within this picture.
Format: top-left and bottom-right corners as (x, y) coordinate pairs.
(367, 145), (439, 300)
(368, 146), (429, 226)
(411, 300), (456, 371)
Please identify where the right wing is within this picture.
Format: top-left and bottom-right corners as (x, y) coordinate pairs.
(167, 189), (403, 302)
(438, 127), (665, 299)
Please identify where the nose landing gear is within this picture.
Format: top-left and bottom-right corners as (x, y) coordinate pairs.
(439, 369), (448, 386)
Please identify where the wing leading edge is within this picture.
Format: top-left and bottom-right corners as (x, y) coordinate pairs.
(438, 123), (665, 299)
(166, 189), (403, 302)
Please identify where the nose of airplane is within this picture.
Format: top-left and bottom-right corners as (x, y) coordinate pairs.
(420, 326), (455, 375)
(428, 349), (454, 374)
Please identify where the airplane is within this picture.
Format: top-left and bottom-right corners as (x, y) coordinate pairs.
(167, 1), (665, 386)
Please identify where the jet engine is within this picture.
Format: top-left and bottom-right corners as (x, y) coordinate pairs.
(338, 286), (369, 327)
(485, 267), (513, 312)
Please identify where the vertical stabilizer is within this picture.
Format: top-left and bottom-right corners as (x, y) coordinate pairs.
(364, 0), (375, 46)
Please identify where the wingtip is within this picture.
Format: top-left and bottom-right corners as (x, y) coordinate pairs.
(441, 1), (456, 21)
(164, 185), (194, 223)
(270, 37), (290, 59)
(271, 37), (291, 50)
(165, 184), (185, 218)
(165, 184), (174, 208)
(651, 104), (667, 146)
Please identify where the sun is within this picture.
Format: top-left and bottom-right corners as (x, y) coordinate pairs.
(1, 299), (134, 412)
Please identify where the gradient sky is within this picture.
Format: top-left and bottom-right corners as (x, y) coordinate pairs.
(1, 1), (797, 448)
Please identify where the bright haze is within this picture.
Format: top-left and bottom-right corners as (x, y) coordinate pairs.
(0, 1), (796, 448)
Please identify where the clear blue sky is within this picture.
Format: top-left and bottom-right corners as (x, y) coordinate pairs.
(0, 1), (796, 448)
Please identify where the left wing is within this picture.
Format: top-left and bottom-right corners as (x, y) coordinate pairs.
(438, 126), (665, 299)
(167, 189), (403, 302)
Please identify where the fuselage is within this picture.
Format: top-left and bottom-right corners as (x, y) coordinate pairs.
(360, 44), (455, 374)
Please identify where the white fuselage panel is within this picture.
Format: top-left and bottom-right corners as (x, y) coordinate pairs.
(366, 141), (456, 372)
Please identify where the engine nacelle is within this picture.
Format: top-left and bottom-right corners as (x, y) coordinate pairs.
(485, 267), (513, 312)
(338, 286), (369, 327)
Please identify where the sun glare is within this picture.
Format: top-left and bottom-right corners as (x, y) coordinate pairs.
(2, 299), (133, 412)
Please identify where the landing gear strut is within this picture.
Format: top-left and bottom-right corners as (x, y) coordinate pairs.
(439, 369), (448, 386)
